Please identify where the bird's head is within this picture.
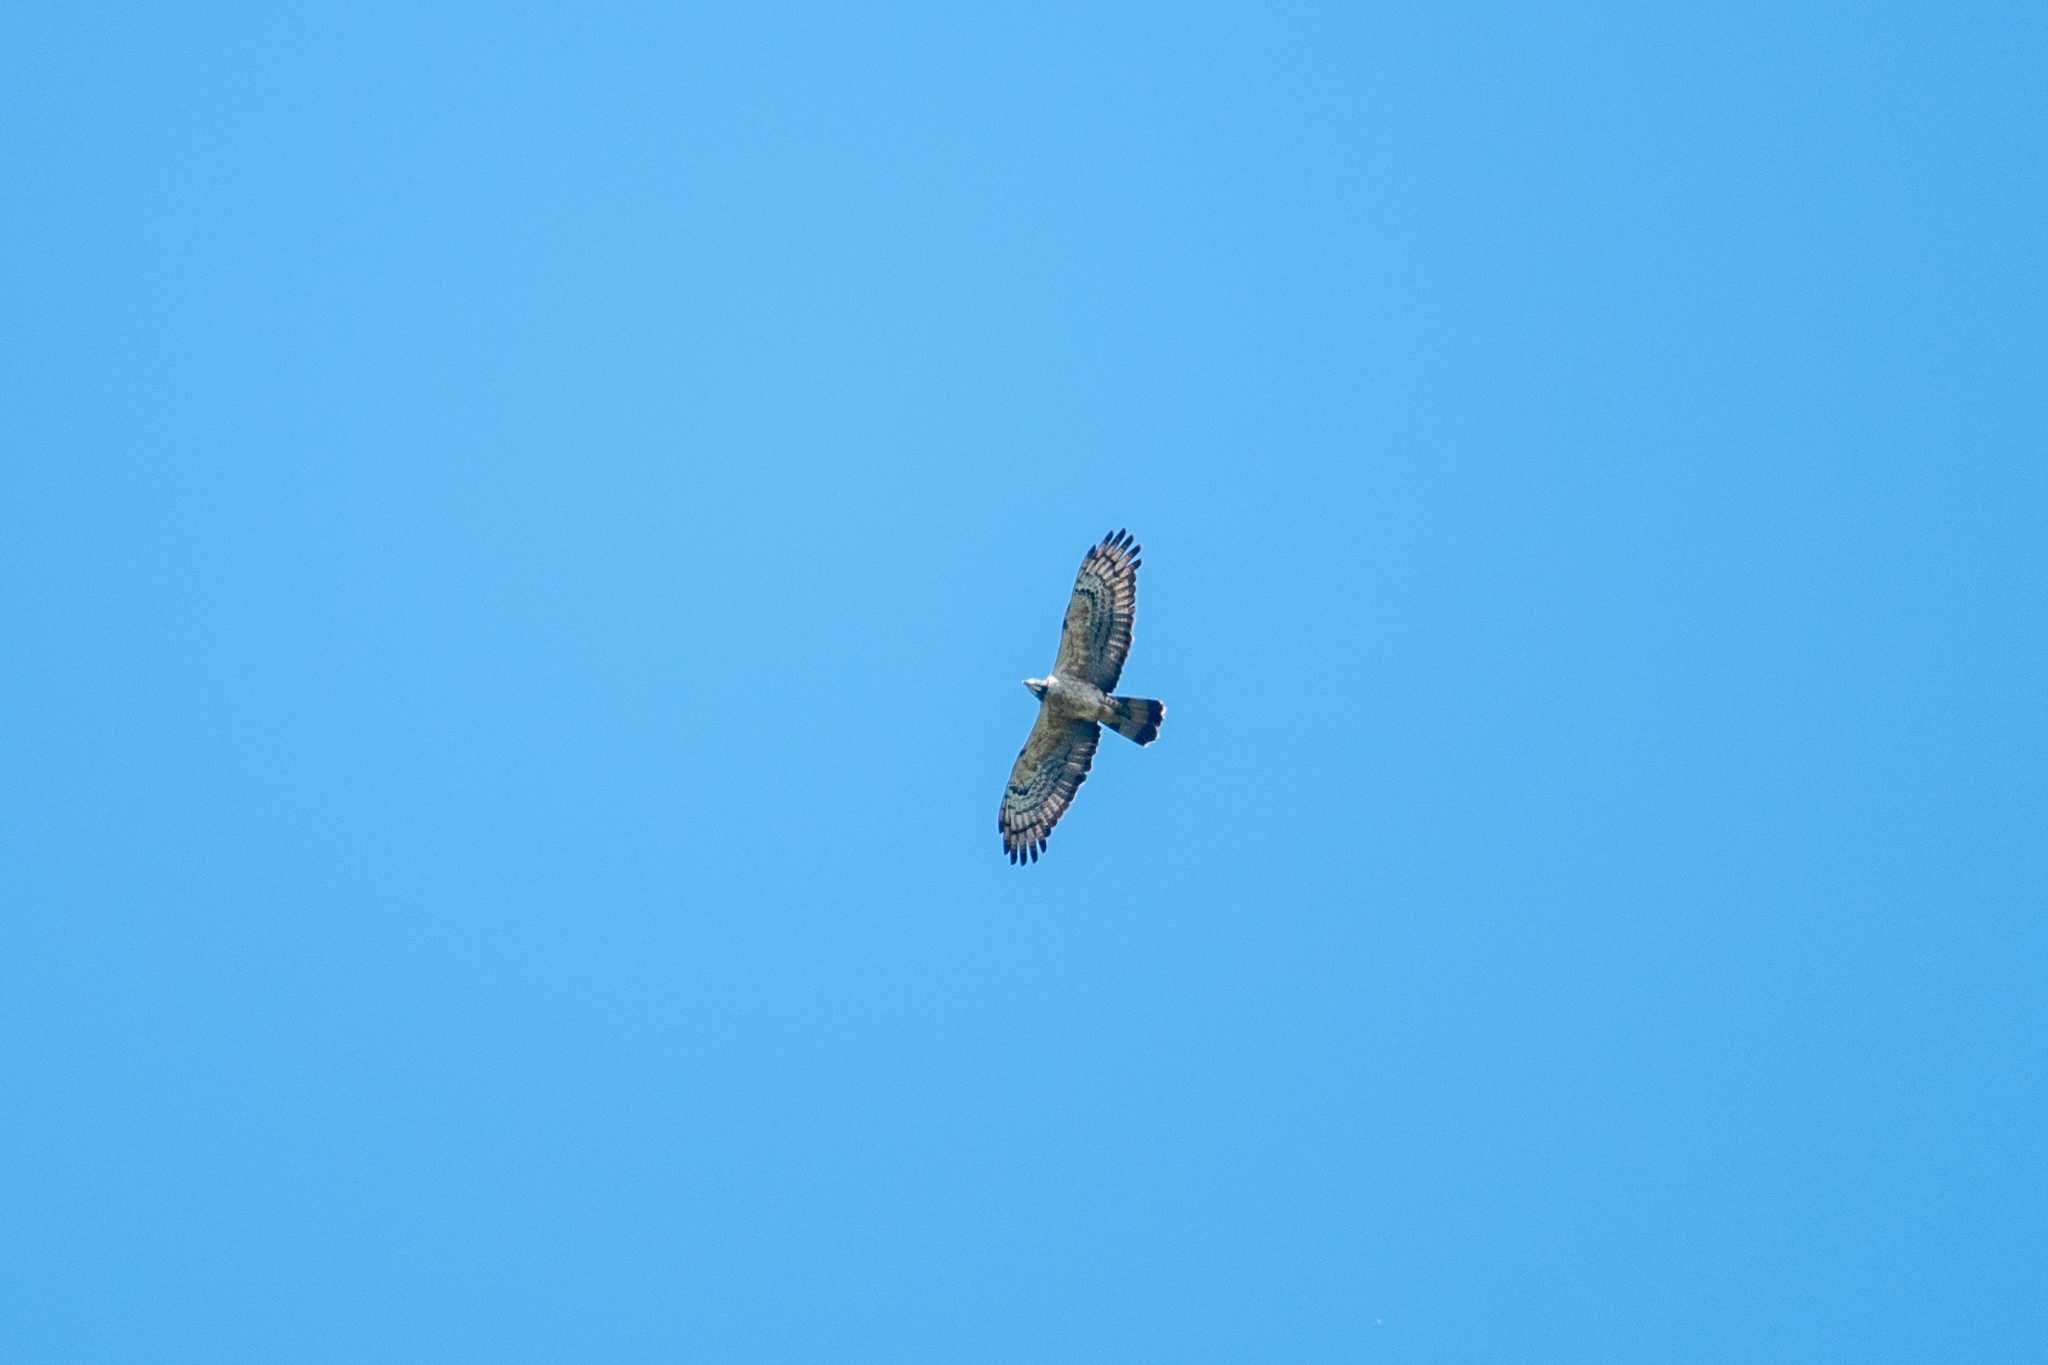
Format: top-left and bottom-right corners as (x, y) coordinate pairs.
(1023, 676), (1049, 700)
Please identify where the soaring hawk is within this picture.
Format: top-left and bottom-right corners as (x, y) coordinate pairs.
(999, 529), (1166, 864)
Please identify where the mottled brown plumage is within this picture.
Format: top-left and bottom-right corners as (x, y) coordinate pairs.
(1053, 530), (1141, 689)
(999, 529), (1166, 865)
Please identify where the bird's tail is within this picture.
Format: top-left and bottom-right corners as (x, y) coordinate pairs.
(1105, 696), (1165, 745)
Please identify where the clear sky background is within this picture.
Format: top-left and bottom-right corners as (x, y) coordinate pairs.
(4, 4), (2044, 1361)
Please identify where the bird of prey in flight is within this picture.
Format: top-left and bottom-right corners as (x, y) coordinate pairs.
(999, 529), (1166, 864)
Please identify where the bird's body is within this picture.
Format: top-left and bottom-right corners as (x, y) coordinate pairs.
(999, 529), (1166, 864)
(1032, 673), (1109, 722)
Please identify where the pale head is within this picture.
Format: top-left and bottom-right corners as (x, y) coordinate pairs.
(1023, 676), (1049, 700)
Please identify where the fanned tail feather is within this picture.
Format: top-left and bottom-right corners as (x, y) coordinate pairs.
(1105, 696), (1165, 745)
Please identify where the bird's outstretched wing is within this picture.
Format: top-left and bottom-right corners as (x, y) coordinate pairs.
(998, 709), (1101, 865)
(1052, 528), (1141, 690)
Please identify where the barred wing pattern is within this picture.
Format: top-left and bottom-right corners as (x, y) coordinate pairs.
(998, 711), (1101, 865)
(1052, 529), (1141, 690)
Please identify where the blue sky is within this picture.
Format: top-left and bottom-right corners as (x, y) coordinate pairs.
(4, 3), (2044, 1360)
